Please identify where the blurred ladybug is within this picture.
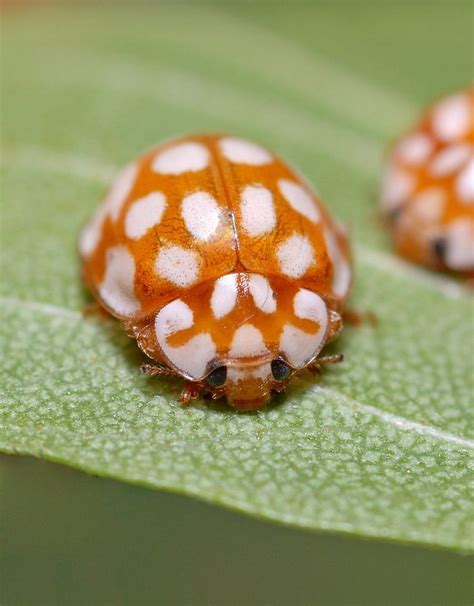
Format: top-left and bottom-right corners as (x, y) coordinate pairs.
(80, 134), (351, 410)
(380, 88), (474, 277)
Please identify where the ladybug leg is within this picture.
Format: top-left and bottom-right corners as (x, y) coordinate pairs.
(307, 353), (343, 375)
(317, 353), (344, 365)
(209, 388), (226, 401)
(140, 363), (180, 378)
(327, 310), (343, 343)
(342, 309), (378, 326)
(179, 381), (204, 406)
(272, 383), (288, 394)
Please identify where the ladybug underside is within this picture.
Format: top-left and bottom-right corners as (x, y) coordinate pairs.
(80, 134), (351, 409)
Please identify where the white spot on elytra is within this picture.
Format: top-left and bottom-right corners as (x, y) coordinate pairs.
(182, 191), (221, 240)
(323, 228), (351, 298)
(456, 159), (474, 204)
(80, 218), (102, 259)
(229, 324), (268, 358)
(432, 94), (471, 141)
(334, 261), (351, 299)
(280, 322), (327, 368)
(240, 184), (276, 236)
(248, 274), (276, 314)
(157, 299), (193, 335)
(381, 167), (414, 211)
(152, 142), (209, 175)
(219, 137), (272, 165)
(445, 219), (474, 270)
(80, 163), (137, 257)
(155, 299), (216, 378)
(429, 144), (472, 177)
(396, 133), (434, 165)
(277, 234), (315, 278)
(293, 289), (328, 325)
(125, 192), (167, 240)
(410, 188), (445, 222)
(278, 179), (320, 223)
(106, 163), (138, 221)
(155, 245), (200, 287)
(211, 274), (238, 319)
(99, 245), (140, 317)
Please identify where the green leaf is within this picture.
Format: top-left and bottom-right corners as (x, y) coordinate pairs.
(1, 3), (473, 552)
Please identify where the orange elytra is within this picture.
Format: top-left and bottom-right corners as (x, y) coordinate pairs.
(80, 134), (351, 410)
(380, 87), (474, 277)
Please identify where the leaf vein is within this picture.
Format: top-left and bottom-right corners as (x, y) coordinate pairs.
(308, 385), (474, 449)
(2, 295), (472, 448)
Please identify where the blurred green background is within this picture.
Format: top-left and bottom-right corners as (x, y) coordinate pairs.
(1, 455), (473, 605)
(1, 1), (473, 604)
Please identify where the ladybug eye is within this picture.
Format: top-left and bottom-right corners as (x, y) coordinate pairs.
(432, 237), (447, 263)
(271, 359), (291, 381)
(206, 366), (227, 388)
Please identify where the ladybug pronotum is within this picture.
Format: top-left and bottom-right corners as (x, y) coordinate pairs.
(80, 134), (351, 410)
(380, 87), (474, 276)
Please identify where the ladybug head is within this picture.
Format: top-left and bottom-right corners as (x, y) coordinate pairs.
(204, 323), (295, 411)
(211, 358), (294, 411)
(153, 273), (331, 410)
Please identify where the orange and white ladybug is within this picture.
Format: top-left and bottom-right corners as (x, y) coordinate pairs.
(80, 134), (351, 410)
(380, 87), (474, 277)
